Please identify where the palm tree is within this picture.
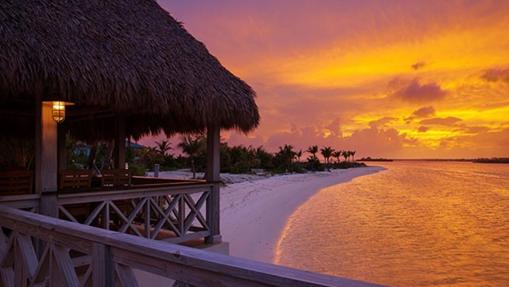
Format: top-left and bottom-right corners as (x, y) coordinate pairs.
(155, 139), (171, 156)
(178, 135), (203, 179)
(320, 146), (334, 171)
(306, 145), (319, 158)
(274, 145), (297, 172)
(280, 145), (296, 161)
(350, 150), (356, 162)
(320, 147), (334, 165)
(342, 150), (350, 162)
(295, 150), (303, 162)
(332, 150), (342, 164)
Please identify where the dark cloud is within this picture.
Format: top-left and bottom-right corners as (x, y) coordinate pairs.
(461, 126), (490, 133)
(412, 106), (435, 118)
(405, 106), (435, 123)
(419, 116), (462, 126)
(411, 61), (426, 70)
(392, 80), (447, 103)
(418, 126), (429, 133)
(481, 68), (509, 82)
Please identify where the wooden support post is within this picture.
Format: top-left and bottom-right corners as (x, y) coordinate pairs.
(35, 100), (58, 217)
(92, 243), (113, 287)
(205, 126), (221, 244)
(114, 115), (126, 169)
(57, 124), (67, 172)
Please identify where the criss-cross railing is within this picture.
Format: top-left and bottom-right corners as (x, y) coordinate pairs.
(57, 183), (216, 244)
(0, 205), (383, 287)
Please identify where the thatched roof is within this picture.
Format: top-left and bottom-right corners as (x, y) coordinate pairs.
(0, 0), (259, 139)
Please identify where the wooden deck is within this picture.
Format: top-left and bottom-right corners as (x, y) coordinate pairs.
(0, 205), (384, 287)
(0, 178), (386, 286)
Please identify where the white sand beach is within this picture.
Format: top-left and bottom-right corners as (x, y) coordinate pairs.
(158, 166), (384, 263)
(219, 167), (384, 263)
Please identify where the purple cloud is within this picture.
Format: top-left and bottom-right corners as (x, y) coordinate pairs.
(412, 106), (435, 118)
(481, 68), (509, 82)
(411, 61), (426, 70)
(405, 106), (436, 123)
(418, 126), (429, 133)
(392, 80), (447, 103)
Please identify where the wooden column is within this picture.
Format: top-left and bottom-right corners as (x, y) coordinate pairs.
(205, 126), (221, 244)
(114, 115), (126, 169)
(35, 101), (58, 217)
(92, 243), (113, 287)
(57, 124), (67, 172)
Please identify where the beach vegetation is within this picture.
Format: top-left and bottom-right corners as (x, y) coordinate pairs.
(332, 151), (342, 164)
(320, 146), (334, 170)
(53, 136), (365, 178)
(178, 134), (205, 179)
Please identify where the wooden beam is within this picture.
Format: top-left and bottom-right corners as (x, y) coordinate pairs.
(206, 126), (220, 182)
(114, 115), (126, 169)
(92, 243), (113, 287)
(57, 124), (67, 172)
(206, 126), (221, 244)
(34, 97), (42, 195)
(36, 100), (58, 217)
(40, 102), (58, 192)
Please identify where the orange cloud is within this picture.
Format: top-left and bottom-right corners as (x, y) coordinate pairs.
(419, 117), (462, 126)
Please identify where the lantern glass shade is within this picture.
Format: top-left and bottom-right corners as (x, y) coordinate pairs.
(51, 101), (66, 123)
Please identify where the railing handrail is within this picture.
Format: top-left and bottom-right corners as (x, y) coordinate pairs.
(0, 205), (384, 287)
(57, 182), (215, 205)
(0, 193), (39, 209)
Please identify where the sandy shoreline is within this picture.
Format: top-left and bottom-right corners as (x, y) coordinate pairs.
(136, 167), (384, 286)
(219, 166), (385, 263)
(156, 167), (384, 262)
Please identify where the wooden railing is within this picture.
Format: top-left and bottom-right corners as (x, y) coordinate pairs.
(0, 205), (383, 287)
(57, 183), (217, 244)
(0, 193), (39, 211)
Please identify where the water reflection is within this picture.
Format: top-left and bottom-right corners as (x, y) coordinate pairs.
(275, 162), (509, 286)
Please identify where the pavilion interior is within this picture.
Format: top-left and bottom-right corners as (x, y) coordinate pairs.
(0, 97), (203, 196)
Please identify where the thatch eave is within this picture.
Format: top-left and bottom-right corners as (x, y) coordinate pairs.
(0, 0), (259, 138)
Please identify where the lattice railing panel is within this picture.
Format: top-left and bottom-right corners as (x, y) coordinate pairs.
(0, 205), (382, 287)
(0, 228), (139, 287)
(57, 188), (211, 243)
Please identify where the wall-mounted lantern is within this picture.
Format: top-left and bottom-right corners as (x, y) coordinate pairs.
(49, 101), (73, 123)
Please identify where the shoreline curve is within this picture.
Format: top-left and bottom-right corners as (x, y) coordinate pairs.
(220, 166), (385, 263)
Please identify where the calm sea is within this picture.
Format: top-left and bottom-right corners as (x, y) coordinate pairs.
(274, 161), (509, 286)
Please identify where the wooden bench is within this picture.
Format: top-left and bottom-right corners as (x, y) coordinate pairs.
(59, 170), (92, 192)
(0, 170), (33, 195)
(101, 169), (131, 188)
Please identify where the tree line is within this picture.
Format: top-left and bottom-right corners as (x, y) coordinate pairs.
(127, 134), (363, 177)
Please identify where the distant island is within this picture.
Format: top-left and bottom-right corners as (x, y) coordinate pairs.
(472, 158), (509, 164)
(358, 157), (393, 162)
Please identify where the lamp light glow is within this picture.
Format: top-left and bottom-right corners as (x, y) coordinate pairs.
(51, 101), (66, 123)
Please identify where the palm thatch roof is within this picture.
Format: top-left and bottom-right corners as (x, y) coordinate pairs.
(0, 0), (259, 139)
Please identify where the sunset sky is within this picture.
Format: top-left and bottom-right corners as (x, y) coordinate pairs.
(148, 0), (509, 158)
